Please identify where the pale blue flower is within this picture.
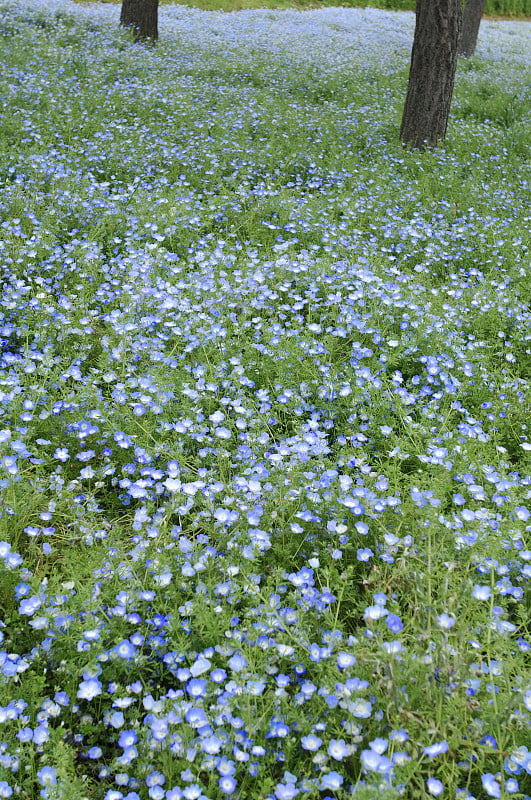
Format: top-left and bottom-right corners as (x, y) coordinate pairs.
(481, 773), (501, 798)
(426, 777), (444, 796)
(424, 741), (449, 758)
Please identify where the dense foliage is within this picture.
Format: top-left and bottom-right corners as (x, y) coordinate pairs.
(0, 2), (530, 799)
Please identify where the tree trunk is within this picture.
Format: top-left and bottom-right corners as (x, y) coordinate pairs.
(120, 0), (158, 42)
(400, 0), (462, 149)
(459, 0), (486, 56)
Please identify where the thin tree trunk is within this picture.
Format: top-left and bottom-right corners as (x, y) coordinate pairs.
(400, 0), (462, 149)
(459, 0), (486, 56)
(120, 0), (158, 42)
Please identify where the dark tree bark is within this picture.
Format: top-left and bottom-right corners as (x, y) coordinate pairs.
(459, 0), (486, 56)
(400, 0), (462, 149)
(120, 0), (158, 42)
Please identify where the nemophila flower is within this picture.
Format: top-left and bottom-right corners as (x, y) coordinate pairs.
(33, 725), (49, 745)
(275, 782), (299, 800)
(426, 777), (444, 796)
(424, 741), (449, 758)
(369, 738), (388, 754)
(210, 668), (227, 683)
(349, 698), (372, 718)
(150, 717), (170, 741)
(481, 773), (501, 798)
(19, 595), (42, 616)
(436, 613), (456, 630)
(0, 782), (13, 798)
(36, 766), (57, 787)
(472, 585), (492, 601)
(301, 734), (322, 751)
(185, 707), (209, 729)
(479, 735), (497, 750)
(114, 640), (138, 660)
(200, 735), (223, 755)
(14, 582), (31, 599)
(385, 614), (403, 633)
(119, 730), (138, 749)
(186, 678), (207, 698)
(190, 656), (211, 676)
(0, 542), (12, 559)
(373, 593), (388, 605)
(337, 652), (356, 669)
(247, 679), (266, 695)
(360, 749), (393, 774)
(319, 771), (343, 791)
(267, 719), (290, 738)
(219, 776), (237, 794)
(507, 745), (531, 773)
(364, 603), (388, 623)
(146, 772), (165, 789)
(106, 710), (125, 729)
(328, 739), (350, 761)
(77, 677), (103, 700)
(17, 727), (33, 743)
(228, 653), (248, 672)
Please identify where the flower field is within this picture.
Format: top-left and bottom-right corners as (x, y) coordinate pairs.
(0, 2), (530, 798)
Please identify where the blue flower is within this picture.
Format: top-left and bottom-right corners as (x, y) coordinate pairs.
(349, 698), (372, 718)
(19, 595), (42, 616)
(360, 749), (393, 774)
(423, 741), (449, 758)
(227, 653), (248, 672)
(200, 735), (223, 755)
(300, 734), (322, 751)
(77, 677), (103, 701)
(481, 773), (501, 798)
(219, 776), (237, 794)
(186, 678), (207, 698)
(36, 767), (57, 787)
(118, 730), (138, 748)
(216, 757), (235, 776)
(319, 771), (343, 791)
(337, 652), (356, 669)
(274, 781), (299, 799)
(472, 585), (492, 601)
(114, 640), (138, 660)
(146, 771), (165, 788)
(426, 777), (444, 796)
(327, 739), (350, 761)
(385, 614), (403, 633)
(436, 613), (456, 630)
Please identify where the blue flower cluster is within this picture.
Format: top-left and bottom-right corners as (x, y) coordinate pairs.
(0, 1), (530, 798)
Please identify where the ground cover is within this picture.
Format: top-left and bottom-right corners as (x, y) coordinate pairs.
(0, 1), (531, 798)
(72, 1), (531, 20)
